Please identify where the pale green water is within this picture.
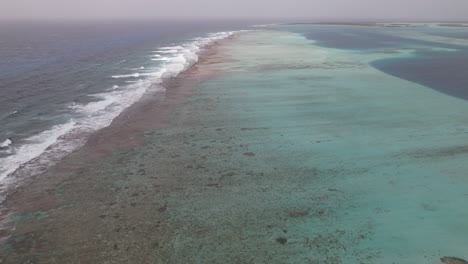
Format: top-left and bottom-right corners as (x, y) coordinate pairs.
(3, 29), (468, 264)
(169, 30), (468, 263)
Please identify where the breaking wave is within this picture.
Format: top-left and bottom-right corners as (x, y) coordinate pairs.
(0, 31), (237, 193)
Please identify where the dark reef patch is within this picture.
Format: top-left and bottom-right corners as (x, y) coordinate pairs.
(289, 209), (310, 218)
(276, 237), (288, 245)
(441, 257), (468, 264)
(405, 145), (468, 159)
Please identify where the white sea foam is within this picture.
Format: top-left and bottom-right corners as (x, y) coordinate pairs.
(129, 66), (145, 70)
(1, 111), (18, 120)
(112, 73), (141, 78)
(112, 72), (165, 79)
(0, 121), (76, 182)
(0, 30), (239, 191)
(0, 139), (12, 148)
(157, 50), (179, 54)
(151, 58), (171, 61)
(159, 46), (184, 50)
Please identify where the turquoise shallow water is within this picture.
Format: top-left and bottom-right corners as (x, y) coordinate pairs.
(188, 30), (468, 263)
(279, 24), (468, 101)
(2, 27), (468, 263)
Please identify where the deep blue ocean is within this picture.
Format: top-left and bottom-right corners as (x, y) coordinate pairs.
(0, 20), (252, 181)
(2, 21), (468, 188)
(282, 24), (468, 100)
(3, 22), (468, 263)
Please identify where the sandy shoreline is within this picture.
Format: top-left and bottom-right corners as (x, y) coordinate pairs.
(0, 34), (236, 258)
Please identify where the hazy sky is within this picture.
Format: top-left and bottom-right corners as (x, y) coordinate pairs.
(2, 0), (468, 21)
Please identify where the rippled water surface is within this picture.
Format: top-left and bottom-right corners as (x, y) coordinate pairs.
(0, 20), (250, 182)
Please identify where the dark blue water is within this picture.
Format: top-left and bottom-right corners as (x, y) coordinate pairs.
(283, 24), (468, 100)
(283, 25), (461, 50)
(4, 21), (468, 185)
(371, 50), (468, 100)
(0, 20), (251, 180)
(419, 26), (468, 40)
(0, 20), (249, 137)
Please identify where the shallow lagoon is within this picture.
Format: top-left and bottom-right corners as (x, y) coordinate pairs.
(167, 30), (468, 263)
(3, 27), (468, 263)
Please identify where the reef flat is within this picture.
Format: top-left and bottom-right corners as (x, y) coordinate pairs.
(2, 30), (468, 263)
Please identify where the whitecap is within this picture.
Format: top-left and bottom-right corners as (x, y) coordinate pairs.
(156, 50), (179, 54)
(0, 139), (12, 149)
(129, 66), (145, 70)
(112, 73), (140, 79)
(0, 29), (240, 193)
(151, 58), (171, 61)
(159, 46), (184, 50)
(0, 121), (76, 182)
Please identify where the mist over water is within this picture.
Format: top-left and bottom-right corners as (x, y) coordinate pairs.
(2, 0), (468, 21)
